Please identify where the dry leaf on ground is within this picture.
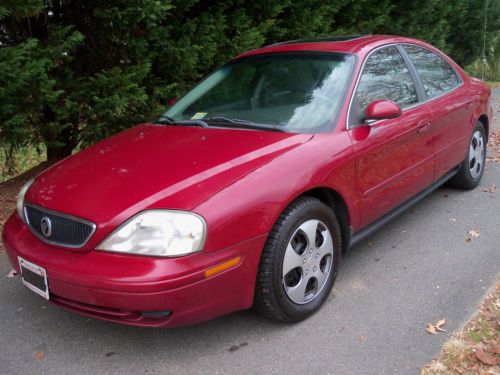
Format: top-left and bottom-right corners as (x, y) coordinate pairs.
(34, 351), (45, 361)
(487, 130), (500, 163)
(475, 348), (499, 366)
(426, 324), (438, 334)
(491, 344), (500, 355)
(468, 229), (480, 238)
(482, 184), (497, 193)
(426, 319), (447, 334)
(488, 365), (500, 374)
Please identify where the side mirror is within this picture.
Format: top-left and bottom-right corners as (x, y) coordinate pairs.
(364, 99), (402, 122)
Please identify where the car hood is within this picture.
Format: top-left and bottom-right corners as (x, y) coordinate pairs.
(26, 124), (312, 228)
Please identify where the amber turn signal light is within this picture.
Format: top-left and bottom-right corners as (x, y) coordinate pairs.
(204, 257), (242, 278)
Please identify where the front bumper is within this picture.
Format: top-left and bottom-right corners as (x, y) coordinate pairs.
(2, 213), (266, 327)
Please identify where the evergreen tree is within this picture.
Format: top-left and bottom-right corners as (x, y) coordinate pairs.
(444, 0), (500, 67)
(0, 0), (499, 170)
(0, 1), (171, 161)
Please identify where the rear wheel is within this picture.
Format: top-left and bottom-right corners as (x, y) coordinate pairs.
(449, 121), (486, 189)
(254, 197), (341, 323)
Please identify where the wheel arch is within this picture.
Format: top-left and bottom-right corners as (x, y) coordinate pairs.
(477, 114), (489, 141)
(296, 187), (351, 254)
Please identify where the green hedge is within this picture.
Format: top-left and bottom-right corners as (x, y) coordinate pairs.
(0, 0), (499, 174)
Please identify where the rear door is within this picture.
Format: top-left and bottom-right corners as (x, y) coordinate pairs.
(401, 44), (471, 179)
(348, 46), (434, 228)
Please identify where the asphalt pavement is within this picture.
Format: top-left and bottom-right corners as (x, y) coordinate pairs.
(1, 89), (499, 375)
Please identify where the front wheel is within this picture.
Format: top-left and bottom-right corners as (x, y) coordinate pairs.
(254, 197), (341, 323)
(449, 121), (487, 189)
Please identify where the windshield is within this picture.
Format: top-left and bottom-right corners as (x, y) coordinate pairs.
(163, 52), (355, 133)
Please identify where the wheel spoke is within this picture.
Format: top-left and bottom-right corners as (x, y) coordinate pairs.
(285, 274), (309, 303)
(479, 135), (485, 159)
(469, 144), (475, 162)
(282, 243), (304, 276)
(298, 219), (319, 247)
(317, 229), (334, 258)
(477, 144), (484, 158)
(469, 130), (485, 179)
(476, 159), (482, 171)
(313, 268), (328, 292)
(282, 218), (335, 305)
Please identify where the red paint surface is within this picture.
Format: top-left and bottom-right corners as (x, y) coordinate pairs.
(365, 99), (402, 120)
(2, 35), (492, 327)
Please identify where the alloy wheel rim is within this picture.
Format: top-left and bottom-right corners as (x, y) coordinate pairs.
(469, 131), (485, 179)
(282, 219), (334, 304)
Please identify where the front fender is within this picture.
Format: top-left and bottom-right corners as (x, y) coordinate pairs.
(194, 132), (358, 253)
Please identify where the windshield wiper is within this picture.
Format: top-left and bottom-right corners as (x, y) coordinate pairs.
(155, 115), (176, 124)
(154, 116), (208, 128)
(204, 116), (285, 132)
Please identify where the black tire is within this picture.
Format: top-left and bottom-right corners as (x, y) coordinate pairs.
(449, 121), (487, 189)
(254, 196), (341, 323)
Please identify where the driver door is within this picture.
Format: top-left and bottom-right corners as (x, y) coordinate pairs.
(348, 46), (434, 228)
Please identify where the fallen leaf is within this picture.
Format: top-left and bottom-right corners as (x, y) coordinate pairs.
(435, 319), (447, 332)
(358, 335), (367, 342)
(5, 269), (17, 278)
(34, 351), (45, 361)
(426, 319), (447, 334)
(491, 344), (500, 355)
(426, 324), (437, 334)
(482, 184), (497, 193)
(478, 341), (489, 350)
(475, 348), (499, 366)
(467, 229), (480, 238)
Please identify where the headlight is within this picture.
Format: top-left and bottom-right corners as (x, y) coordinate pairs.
(17, 179), (34, 223)
(96, 210), (206, 257)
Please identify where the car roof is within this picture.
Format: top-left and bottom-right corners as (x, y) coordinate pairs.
(271, 35), (369, 45)
(235, 35), (431, 60)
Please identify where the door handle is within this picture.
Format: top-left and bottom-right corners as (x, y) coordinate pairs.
(417, 122), (431, 134)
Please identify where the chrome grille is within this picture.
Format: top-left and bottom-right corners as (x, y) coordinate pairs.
(24, 205), (96, 248)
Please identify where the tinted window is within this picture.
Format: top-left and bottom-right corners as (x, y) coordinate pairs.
(402, 45), (460, 97)
(356, 47), (418, 111)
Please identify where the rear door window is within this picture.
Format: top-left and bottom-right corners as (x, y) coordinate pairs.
(402, 45), (460, 98)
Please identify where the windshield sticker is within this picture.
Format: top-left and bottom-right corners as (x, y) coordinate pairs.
(191, 112), (207, 120)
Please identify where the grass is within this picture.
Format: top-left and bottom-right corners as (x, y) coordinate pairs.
(0, 144), (47, 183)
(423, 280), (500, 374)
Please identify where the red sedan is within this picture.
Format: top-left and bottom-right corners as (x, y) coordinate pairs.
(2, 35), (492, 327)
